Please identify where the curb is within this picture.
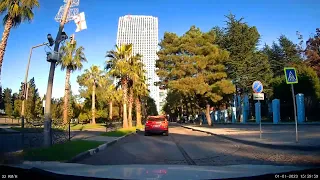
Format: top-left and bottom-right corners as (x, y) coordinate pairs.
(67, 132), (136, 163)
(181, 125), (320, 151)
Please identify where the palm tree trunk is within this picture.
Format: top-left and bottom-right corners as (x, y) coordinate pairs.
(135, 97), (142, 127)
(205, 104), (212, 126)
(0, 17), (13, 81)
(119, 102), (122, 118)
(128, 88), (133, 127)
(63, 69), (71, 124)
(92, 84), (96, 124)
(109, 101), (113, 120)
(121, 78), (128, 128)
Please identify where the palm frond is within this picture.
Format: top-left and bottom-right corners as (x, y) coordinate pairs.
(1, 0), (39, 26)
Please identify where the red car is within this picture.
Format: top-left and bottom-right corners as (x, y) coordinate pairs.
(144, 115), (169, 136)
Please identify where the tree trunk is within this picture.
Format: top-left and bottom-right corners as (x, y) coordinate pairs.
(121, 78), (128, 128)
(109, 101), (113, 120)
(135, 97), (142, 127)
(141, 99), (146, 120)
(206, 104), (212, 126)
(92, 84), (96, 124)
(0, 17), (13, 81)
(119, 102), (122, 118)
(63, 69), (71, 124)
(128, 88), (133, 127)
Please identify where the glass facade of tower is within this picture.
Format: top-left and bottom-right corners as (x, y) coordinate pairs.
(116, 15), (160, 113)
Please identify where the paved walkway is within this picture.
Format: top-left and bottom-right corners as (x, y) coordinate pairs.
(182, 124), (320, 148)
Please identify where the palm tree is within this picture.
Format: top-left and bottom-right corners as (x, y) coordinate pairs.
(133, 68), (149, 127)
(58, 41), (86, 124)
(105, 84), (123, 121)
(105, 44), (133, 128)
(79, 65), (103, 124)
(127, 54), (145, 127)
(0, 0), (39, 81)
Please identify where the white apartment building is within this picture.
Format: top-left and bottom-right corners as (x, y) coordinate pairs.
(116, 15), (160, 113)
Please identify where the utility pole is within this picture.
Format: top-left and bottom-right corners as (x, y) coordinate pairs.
(44, 0), (73, 147)
(21, 43), (49, 129)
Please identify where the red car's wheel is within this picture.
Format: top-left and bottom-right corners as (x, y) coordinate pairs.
(164, 130), (169, 136)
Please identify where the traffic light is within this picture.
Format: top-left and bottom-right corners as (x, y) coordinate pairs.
(47, 34), (54, 46)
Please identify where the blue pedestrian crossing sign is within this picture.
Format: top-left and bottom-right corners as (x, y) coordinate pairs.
(252, 81), (263, 93)
(284, 67), (298, 84)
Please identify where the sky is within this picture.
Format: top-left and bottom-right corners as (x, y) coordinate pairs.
(1, 0), (319, 98)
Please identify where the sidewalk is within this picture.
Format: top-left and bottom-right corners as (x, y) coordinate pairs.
(181, 124), (320, 150)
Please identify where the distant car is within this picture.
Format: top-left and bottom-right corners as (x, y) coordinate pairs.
(144, 115), (169, 136)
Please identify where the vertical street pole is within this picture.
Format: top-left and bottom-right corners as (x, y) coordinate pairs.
(21, 48), (32, 129)
(291, 84), (298, 143)
(21, 43), (49, 129)
(44, 0), (72, 147)
(259, 100), (262, 139)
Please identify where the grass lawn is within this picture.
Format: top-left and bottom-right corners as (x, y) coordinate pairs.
(101, 125), (144, 137)
(70, 123), (106, 131)
(23, 140), (103, 161)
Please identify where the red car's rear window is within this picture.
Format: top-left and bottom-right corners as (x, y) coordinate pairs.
(148, 117), (166, 121)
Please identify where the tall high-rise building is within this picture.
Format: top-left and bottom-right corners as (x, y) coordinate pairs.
(116, 15), (160, 113)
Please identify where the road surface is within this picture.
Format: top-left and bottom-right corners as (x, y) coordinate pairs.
(78, 123), (320, 166)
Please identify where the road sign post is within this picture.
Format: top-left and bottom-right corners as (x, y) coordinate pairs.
(284, 67), (299, 143)
(252, 81), (264, 139)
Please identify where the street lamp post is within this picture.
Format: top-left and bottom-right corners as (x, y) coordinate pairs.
(43, 0), (73, 147)
(21, 43), (49, 129)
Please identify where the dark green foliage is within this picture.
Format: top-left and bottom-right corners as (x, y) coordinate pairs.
(144, 96), (158, 116)
(212, 13), (273, 93)
(156, 25), (235, 106)
(272, 64), (320, 120)
(3, 88), (13, 117)
(263, 35), (302, 77)
(25, 78), (42, 120)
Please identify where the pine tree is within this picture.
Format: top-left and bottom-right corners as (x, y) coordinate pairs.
(212, 13), (273, 93)
(12, 93), (21, 118)
(156, 26), (235, 125)
(3, 88), (13, 117)
(263, 35), (302, 78)
(25, 78), (41, 120)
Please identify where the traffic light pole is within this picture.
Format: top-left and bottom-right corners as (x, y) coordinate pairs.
(21, 43), (49, 129)
(44, 0), (72, 147)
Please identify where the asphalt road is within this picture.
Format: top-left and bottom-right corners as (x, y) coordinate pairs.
(78, 123), (320, 166)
